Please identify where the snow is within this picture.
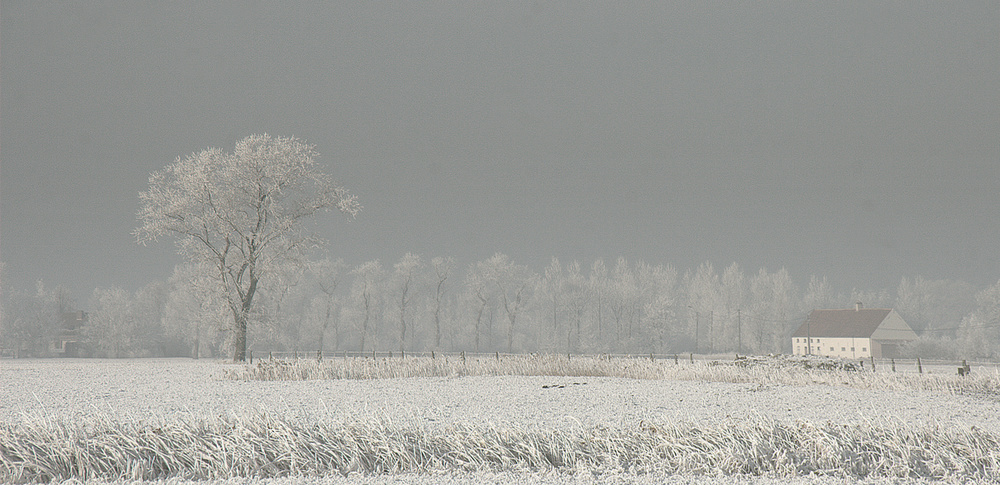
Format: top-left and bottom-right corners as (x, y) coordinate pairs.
(3, 358), (998, 431)
(3, 358), (999, 484)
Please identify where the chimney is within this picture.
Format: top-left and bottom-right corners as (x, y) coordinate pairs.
(855, 301), (863, 311)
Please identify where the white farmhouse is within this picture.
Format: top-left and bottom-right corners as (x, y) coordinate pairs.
(791, 303), (917, 359)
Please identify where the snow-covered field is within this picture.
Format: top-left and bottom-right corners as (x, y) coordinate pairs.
(3, 358), (1000, 484)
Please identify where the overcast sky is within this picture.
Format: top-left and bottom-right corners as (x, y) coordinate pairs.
(2, 2), (998, 304)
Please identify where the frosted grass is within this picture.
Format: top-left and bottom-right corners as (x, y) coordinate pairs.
(3, 411), (999, 483)
(225, 354), (1000, 396)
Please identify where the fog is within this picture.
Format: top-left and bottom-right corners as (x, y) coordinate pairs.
(2, 3), (998, 318)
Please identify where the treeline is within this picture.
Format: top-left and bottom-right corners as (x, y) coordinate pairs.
(2, 255), (999, 359)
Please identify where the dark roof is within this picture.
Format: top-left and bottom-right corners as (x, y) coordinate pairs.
(792, 308), (892, 338)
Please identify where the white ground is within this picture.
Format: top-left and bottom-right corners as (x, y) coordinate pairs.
(3, 358), (999, 484)
(3, 358), (999, 430)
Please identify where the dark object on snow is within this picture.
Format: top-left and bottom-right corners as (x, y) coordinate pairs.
(958, 360), (971, 376)
(542, 382), (587, 389)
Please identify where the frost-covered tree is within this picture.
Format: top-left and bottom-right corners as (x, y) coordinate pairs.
(719, 263), (747, 353)
(561, 261), (589, 353)
(745, 268), (798, 354)
(684, 261), (720, 353)
(164, 262), (229, 358)
(391, 253), (423, 353)
(485, 253), (535, 353)
(310, 257), (348, 354)
(257, 260), (307, 352)
(0, 281), (67, 357)
(132, 281), (169, 356)
(895, 276), (976, 334)
(588, 259), (609, 342)
(0, 262), (5, 348)
(87, 286), (136, 358)
(802, 275), (837, 312)
(957, 279), (1000, 359)
(540, 257), (565, 350)
(636, 262), (678, 354)
(429, 256), (455, 350)
(350, 260), (384, 352)
(464, 260), (496, 352)
(135, 134), (360, 361)
(609, 258), (638, 348)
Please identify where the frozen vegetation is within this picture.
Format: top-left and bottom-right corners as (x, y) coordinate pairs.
(2, 356), (1000, 484)
(227, 353), (1000, 396)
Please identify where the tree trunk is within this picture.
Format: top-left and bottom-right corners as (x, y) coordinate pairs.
(318, 302), (331, 354)
(507, 313), (515, 353)
(232, 275), (258, 362)
(475, 300), (484, 353)
(434, 288), (443, 349)
(233, 313), (248, 362)
(399, 300), (406, 355)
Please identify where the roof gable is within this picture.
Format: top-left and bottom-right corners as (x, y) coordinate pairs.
(792, 308), (893, 338)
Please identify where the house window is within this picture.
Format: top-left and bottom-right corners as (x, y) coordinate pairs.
(862, 347), (867, 352)
(841, 347), (846, 351)
(830, 347), (834, 351)
(851, 347), (855, 351)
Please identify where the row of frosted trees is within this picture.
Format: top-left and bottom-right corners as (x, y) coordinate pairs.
(4, 255), (1000, 359)
(238, 255), (812, 357)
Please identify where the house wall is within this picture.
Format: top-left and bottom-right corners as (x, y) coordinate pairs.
(870, 310), (916, 358)
(870, 310), (918, 341)
(791, 337), (871, 358)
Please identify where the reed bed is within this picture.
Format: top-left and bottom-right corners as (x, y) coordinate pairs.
(3, 412), (998, 483)
(225, 354), (1000, 396)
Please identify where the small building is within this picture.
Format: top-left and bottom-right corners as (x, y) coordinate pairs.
(791, 303), (917, 359)
(51, 311), (87, 357)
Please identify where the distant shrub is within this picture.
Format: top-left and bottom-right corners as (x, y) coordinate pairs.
(724, 354), (862, 372)
(900, 336), (961, 360)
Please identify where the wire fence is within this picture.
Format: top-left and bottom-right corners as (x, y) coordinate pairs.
(5, 346), (997, 376)
(244, 349), (1000, 374)
(246, 350), (698, 363)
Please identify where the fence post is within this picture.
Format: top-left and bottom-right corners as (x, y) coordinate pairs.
(674, 354), (678, 365)
(917, 357), (923, 374)
(249, 350), (253, 365)
(870, 355), (876, 372)
(495, 351), (500, 362)
(689, 353), (694, 363)
(891, 358), (896, 372)
(959, 359), (971, 376)
(372, 349), (376, 360)
(432, 351), (435, 360)
(461, 351), (466, 364)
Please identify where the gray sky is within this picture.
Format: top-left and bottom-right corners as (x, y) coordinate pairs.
(2, 1), (999, 303)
